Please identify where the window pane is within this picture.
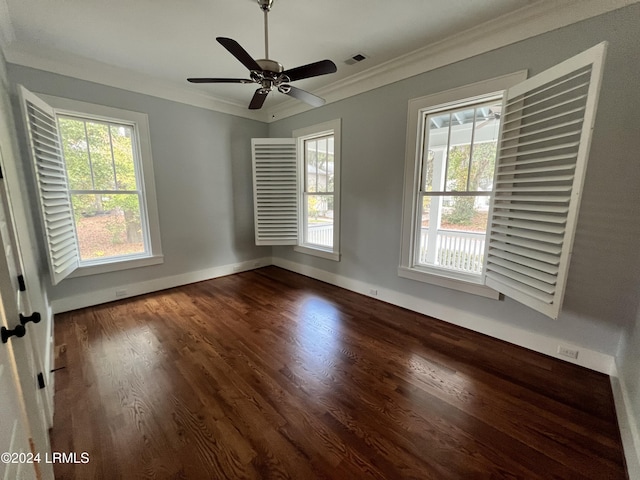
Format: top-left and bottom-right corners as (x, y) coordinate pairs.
(423, 112), (450, 191)
(59, 117), (92, 190)
(305, 194), (333, 247)
(111, 125), (137, 190)
(422, 149), (436, 192)
(445, 107), (475, 191)
(424, 102), (500, 195)
(316, 138), (328, 192)
(417, 195), (489, 275)
(305, 135), (334, 194)
(72, 193), (144, 261)
(86, 122), (115, 190)
(326, 137), (334, 194)
(305, 139), (317, 192)
(470, 104), (500, 192)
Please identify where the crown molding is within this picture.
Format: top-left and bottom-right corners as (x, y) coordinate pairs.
(1, 0), (637, 123)
(266, 0), (639, 122)
(3, 43), (269, 122)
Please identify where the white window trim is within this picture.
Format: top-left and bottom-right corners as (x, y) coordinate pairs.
(293, 119), (341, 262)
(40, 94), (163, 277)
(399, 71), (527, 298)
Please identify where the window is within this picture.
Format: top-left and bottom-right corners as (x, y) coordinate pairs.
(415, 96), (502, 282)
(400, 73), (526, 298)
(251, 119), (341, 261)
(400, 43), (606, 319)
(59, 116), (146, 262)
(295, 120), (341, 260)
(19, 87), (162, 284)
(301, 135), (335, 249)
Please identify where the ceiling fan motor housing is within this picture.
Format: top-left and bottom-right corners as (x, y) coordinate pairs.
(256, 59), (283, 74)
(252, 59), (288, 94)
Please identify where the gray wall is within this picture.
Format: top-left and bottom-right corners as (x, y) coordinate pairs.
(269, 4), (640, 356)
(7, 65), (270, 302)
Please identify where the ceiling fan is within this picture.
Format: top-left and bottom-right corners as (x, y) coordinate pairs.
(187, 0), (337, 110)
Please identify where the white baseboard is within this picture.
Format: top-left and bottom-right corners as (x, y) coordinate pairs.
(51, 257), (273, 313)
(611, 366), (640, 479)
(271, 256), (616, 375)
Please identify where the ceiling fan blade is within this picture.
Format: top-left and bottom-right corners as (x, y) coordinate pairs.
(282, 60), (337, 82)
(187, 78), (253, 84)
(249, 89), (269, 110)
(216, 37), (262, 72)
(282, 85), (326, 108)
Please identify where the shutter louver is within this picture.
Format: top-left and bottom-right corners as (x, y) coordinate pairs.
(251, 138), (298, 245)
(484, 43), (607, 319)
(19, 87), (78, 285)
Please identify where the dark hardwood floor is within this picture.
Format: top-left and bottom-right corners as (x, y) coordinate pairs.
(51, 266), (627, 479)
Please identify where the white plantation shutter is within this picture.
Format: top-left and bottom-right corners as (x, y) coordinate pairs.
(19, 86), (78, 285)
(251, 138), (298, 245)
(484, 43), (607, 319)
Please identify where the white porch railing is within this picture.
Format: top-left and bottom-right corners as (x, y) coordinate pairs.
(305, 224), (484, 274)
(419, 228), (486, 274)
(307, 223), (333, 247)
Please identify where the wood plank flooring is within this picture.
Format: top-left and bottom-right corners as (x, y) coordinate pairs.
(51, 266), (627, 479)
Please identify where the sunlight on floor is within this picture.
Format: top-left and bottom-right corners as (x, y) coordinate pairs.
(294, 296), (342, 385)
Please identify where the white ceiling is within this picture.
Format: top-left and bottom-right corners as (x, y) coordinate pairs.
(0, 0), (633, 119)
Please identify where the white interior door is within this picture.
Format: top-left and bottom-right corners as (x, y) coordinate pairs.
(0, 163), (37, 479)
(0, 144), (54, 479)
(0, 326), (36, 480)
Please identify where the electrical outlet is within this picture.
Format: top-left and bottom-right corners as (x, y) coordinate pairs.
(115, 289), (127, 298)
(369, 289), (378, 297)
(557, 345), (579, 359)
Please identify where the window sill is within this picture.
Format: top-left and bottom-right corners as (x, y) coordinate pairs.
(397, 266), (500, 299)
(68, 254), (164, 278)
(294, 245), (340, 262)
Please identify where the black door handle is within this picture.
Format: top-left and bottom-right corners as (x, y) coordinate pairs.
(1, 312), (41, 344)
(1, 325), (26, 344)
(20, 312), (41, 326)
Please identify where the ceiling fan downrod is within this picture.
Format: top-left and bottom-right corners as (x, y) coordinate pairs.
(258, 0), (273, 59)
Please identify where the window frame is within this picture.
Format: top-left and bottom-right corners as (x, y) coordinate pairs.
(39, 94), (163, 278)
(293, 119), (341, 262)
(399, 72), (527, 298)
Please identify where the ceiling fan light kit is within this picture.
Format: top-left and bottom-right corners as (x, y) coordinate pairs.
(187, 0), (337, 110)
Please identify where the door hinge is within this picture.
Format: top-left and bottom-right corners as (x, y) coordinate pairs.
(18, 274), (26, 292)
(37, 372), (45, 389)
